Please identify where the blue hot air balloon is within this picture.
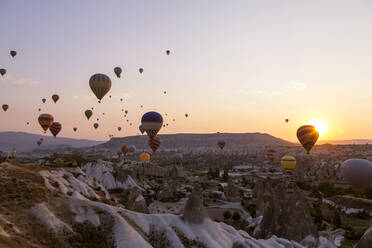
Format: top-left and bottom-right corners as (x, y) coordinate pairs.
(141, 111), (163, 138)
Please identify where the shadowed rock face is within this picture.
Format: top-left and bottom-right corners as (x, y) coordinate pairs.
(356, 226), (372, 248)
(182, 185), (209, 224)
(253, 180), (318, 243)
(126, 187), (149, 214)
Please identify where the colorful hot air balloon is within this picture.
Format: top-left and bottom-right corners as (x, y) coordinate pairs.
(174, 153), (183, 161)
(285, 119), (289, 123)
(0, 69), (6, 76)
(166, 50), (170, 55)
(93, 123), (99, 129)
(267, 149), (277, 161)
(128, 145), (136, 155)
(121, 145), (129, 155)
(52, 94), (59, 103)
(297, 125), (319, 154)
(73, 127), (77, 132)
(281, 155), (296, 173)
(10, 50), (17, 57)
(148, 137), (161, 153)
(2, 104), (9, 112)
(89, 74), (111, 102)
(42, 98), (46, 103)
(118, 127), (122, 131)
(38, 114), (54, 133)
(50, 122), (62, 137)
(37, 140), (42, 146)
(139, 68), (144, 74)
(341, 159), (372, 194)
(141, 112), (163, 138)
(139, 125), (145, 134)
(217, 140), (225, 149)
(114, 67), (122, 78)
(85, 110), (93, 120)
(139, 152), (150, 162)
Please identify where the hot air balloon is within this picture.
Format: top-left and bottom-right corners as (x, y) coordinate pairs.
(297, 125), (319, 154)
(37, 140), (42, 146)
(341, 159), (372, 194)
(27, 122), (29, 125)
(121, 145), (129, 155)
(118, 127), (122, 131)
(267, 149), (277, 161)
(2, 104), (9, 112)
(109, 95), (112, 98)
(52, 94), (59, 103)
(185, 113), (189, 118)
(38, 108), (41, 111)
(114, 67), (122, 78)
(285, 119), (289, 123)
(139, 125), (145, 134)
(139, 68), (144, 74)
(0, 69), (6, 76)
(10, 50), (17, 57)
(281, 155), (296, 173)
(50, 122), (62, 137)
(139, 152), (150, 162)
(125, 110), (128, 114)
(166, 50), (170, 55)
(38, 114), (54, 133)
(93, 123), (99, 129)
(85, 110), (93, 120)
(120, 98), (123, 102)
(128, 145), (136, 155)
(89, 74), (111, 102)
(164, 91), (166, 94)
(140, 105), (143, 108)
(97, 118), (99, 121)
(141, 112), (163, 138)
(42, 98), (46, 103)
(217, 140), (226, 149)
(73, 127), (77, 132)
(91, 146), (96, 153)
(148, 137), (161, 153)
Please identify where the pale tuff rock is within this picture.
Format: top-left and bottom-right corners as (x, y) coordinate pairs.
(169, 165), (186, 178)
(253, 180), (318, 244)
(156, 180), (180, 201)
(182, 185), (209, 224)
(126, 187), (149, 214)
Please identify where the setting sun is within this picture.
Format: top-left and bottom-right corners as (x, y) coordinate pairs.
(310, 120), (328, 137)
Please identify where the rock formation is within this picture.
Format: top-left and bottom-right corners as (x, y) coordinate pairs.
(182, 185), (209, 224)
(126, 187), (149, 213)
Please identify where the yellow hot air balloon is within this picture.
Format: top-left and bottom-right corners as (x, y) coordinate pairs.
(38, 114), (54, 133)
(139, 152), (150, 162)
(89, 74), (111, 102)
(281, 155), (296, 173)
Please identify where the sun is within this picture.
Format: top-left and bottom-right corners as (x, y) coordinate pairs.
(310, 120), (328, 137)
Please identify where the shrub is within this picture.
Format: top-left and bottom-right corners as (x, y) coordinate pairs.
(148, 224), (171, 248)
(223, 210), (231, 220)
(232, 212), (241, 222)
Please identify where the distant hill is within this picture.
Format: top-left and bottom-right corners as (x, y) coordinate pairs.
(0, 132), (103, 151)
(98, 132), (294, 151)
(318, 139), (372, 145)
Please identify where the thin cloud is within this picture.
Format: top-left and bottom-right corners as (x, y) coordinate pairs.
(73, 91), (135, 100)
(256, 81), (308, 96)
(0, 74), (39, 85)
(73, 93), (95, 100)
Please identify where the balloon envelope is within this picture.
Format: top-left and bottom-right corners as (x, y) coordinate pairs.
(139, 152), (150, 162)
(297, 125), (319, 153)
(38, 114), (54, 133)
(128, 145), (136, 153)
(52, 94), (59, 103)
(89, 74), (111, 101)
(93, 123), (99, 129)
(85, 110), (93, 120)
(50, 122), (62, 137)
(281, 155), (296, 173)
(10, 50), (16, 57)
(0, 69), (6, 76)
(267, 149), (277, 161)
(341, 159), (372, 189)
(121, 145), (129, 155)
(141, 112), (163, 138)
(217, 140), (225, 149)
(2, 104), (8, 112)
(114, 67), (122, 78)
(148, 137), (161, 152)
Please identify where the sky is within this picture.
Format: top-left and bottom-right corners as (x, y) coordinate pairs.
(1, 0), (372, 142)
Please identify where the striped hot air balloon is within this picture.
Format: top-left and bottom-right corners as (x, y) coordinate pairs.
(38, 114), (54, 133)
(297, 125), (319, 154)
(267, 149), (277, 161)
(139, 152), (150, 162)
(50, 122), (62, 137)
(280, 155), (296, 173)
(148, 136), (161, 153)
(89, 74), (111, 102)
(141, 112), (163, 138)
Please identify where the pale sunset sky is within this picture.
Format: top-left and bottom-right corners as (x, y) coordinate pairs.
(1, 0), (372, 142)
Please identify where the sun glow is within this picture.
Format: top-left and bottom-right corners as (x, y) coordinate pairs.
(310, 120), (328, 137)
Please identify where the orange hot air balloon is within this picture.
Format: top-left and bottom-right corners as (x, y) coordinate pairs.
(139, 152), (150, 162)
(121, 145), (129, 155)
(52, 94), (59, 103)
(38, 114), (54, 133)
(148, 136), (161, 153)
(297, 125), (319, 154)
(50, 122), (62, 137)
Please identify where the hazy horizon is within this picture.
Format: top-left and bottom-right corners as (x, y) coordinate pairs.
(1, 0), (372, 142)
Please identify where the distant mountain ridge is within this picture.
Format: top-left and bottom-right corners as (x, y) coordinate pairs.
(99, 132), (295, 150)
(318, 139), (372, 145)
(0, 132), (103, 151)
